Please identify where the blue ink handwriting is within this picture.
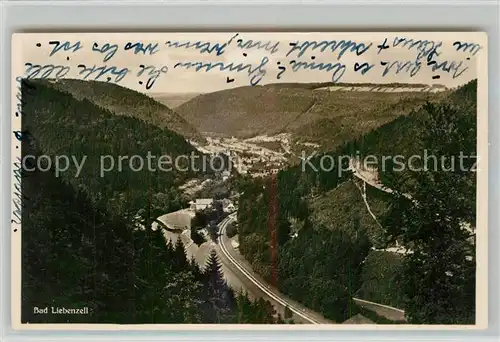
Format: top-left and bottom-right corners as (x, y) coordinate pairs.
(381, 59), (422, 78)
(165, 34), (239, 56)
(48, 40), (82, 57)
(137, 64), (168, 90)
(276, 61), (286, 79)
(236, 37), (280, 54)
(392, 37), (442, 61)
(452, 41), (482, 56)
(286, 40), (372, 60)
(24, 63), (70, 80)
(14, 76), (37, 117)
(13, 130), (26, 141)
(12, 158), (23, 224)
(427, 58), (468, 79)
(289, 59), (346, 83)
(92, 42), (119, 62)
(377, 38), (390, 54)
(77, 64), (129, 82)
(124, 41), (160, 55)
(353, 62), (374, 75)
(174, 56), (269, 86)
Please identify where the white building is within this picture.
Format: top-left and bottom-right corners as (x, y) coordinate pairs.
(222, 170), (231, 181)
(189, 198), (214, 211)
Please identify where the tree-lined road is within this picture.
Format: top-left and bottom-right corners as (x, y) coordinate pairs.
(216, 213), (330, 324)
(217, 212), (407, 323)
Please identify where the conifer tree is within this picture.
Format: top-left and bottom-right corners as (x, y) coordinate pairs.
(235, 290), (253, 323)
(173, 236), (188, 272)
(202, 249), (232, 323)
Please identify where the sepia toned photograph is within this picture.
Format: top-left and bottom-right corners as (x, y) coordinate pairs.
(11, 32), (488, 329)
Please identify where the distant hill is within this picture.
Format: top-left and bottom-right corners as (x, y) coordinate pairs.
(45, 79), (202, 141)
(152, 92), (202, 109)
(264, 82), (444, 90)
(176, 82), (447, 150)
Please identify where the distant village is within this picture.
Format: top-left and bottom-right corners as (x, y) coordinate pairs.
(188, 198), (235, 213)
(150, 133), (320, 237)
(190, 133), (291, 179)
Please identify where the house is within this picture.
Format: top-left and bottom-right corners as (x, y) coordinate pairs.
(222, 170), (231, 181)
(189, 198), (214, 211)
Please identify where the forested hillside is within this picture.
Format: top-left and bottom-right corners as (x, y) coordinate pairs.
(44, 79), (202, 141)
(236, 80), (477, 324)
(176, 83), (446, 151)
(344, 79), (477, 195)
(22, 81), (199, 220)
(21, 81), (283, 324)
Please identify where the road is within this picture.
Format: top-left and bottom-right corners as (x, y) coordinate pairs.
(348, 159), (413, 200)
(157, 210), (407, 322)
(217, 213), (330, 324)
(218, 213), (407, 323)
(352, 298), (405, 322)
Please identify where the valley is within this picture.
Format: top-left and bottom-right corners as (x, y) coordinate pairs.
(20, 78), (477, 325)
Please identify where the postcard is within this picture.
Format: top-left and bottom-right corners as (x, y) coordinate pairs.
(10, 32), (488, 330)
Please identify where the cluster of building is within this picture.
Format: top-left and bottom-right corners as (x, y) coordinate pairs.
(190, 134), (290, 179)
(188, 198), (236, 213)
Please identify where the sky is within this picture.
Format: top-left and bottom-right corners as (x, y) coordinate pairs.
(15, 32), (485, 94)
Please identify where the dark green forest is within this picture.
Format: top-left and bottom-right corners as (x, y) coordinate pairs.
(236, 80), (477, 324)
(20, 81), (282, 324)
(22, 81), (230, 227)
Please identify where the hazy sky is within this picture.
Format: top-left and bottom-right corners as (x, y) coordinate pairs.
(15, 32), (484, 94)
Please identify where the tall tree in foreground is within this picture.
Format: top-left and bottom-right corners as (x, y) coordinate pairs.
(386, 97), (476, 324)
(173, 236), (189, 272)
(202, 249), (234, 323)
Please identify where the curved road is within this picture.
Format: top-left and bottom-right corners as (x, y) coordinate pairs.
(218, 212), (407, 323)
(217, 213), (324, 324)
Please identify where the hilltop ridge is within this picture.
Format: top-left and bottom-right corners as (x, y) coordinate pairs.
(44, 79), (202, 141)
(176, 82), (447, 150)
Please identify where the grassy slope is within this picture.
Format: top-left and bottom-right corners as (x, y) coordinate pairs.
(306, 179), (404, 310)
(356, 251), (405, 309)
(307, 180), (383, 244)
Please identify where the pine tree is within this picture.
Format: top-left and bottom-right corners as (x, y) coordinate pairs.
(202, 249), (232, 323)
(163, 270), (204, 323)
(189, 256), (204, 283)
(173, 236), (188, 272)
(253, 298), (277, 323)
(235, 290), (253, 323)
(164, 240), (175, 259)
